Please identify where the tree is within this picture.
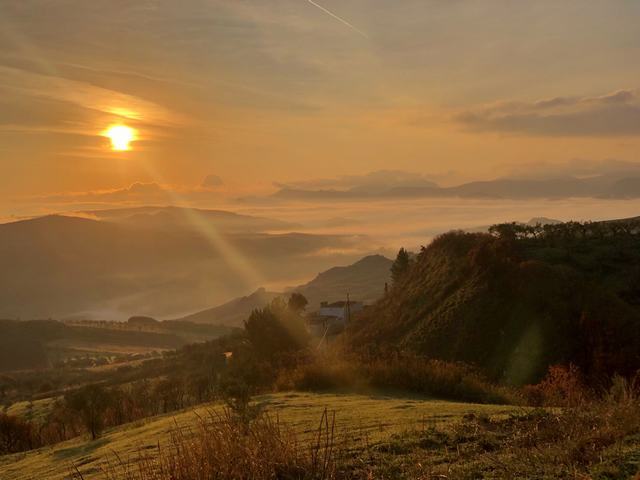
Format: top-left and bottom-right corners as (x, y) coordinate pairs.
(391, 248), (411, 284)
(244, 299), (309, 360)
(154, 377), (185, 413)
(0, 413), (37, 454)
(287, 292), (308, 314)
(488, 222), (522, 241)
(65, 384), (111, 440)
(46, 399), (78, 443)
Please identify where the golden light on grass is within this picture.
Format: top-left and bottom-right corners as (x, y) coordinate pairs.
(103, 124), (136, 151)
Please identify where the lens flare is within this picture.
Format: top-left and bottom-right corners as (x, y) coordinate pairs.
(103, 125), (136, 151)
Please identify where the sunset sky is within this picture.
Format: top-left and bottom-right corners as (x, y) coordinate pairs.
(1, 0), (640, 216)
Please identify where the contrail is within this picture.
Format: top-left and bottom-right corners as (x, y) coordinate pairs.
(306, 0), (369, 38)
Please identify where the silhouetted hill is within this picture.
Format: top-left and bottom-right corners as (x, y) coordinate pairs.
(176, 255), (392, 326)
(177, 288), (282, 326)
(0, 212), (369, 319)
(349, 218), (640, 385)
(292, 254), (392, 309)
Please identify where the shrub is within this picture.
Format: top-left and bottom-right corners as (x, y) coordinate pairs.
(522, 364), (592, 406)
(477, 396), (640, 477)
(278, 352), (517, 405)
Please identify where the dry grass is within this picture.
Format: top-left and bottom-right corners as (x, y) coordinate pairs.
(0, 392), (514, 480)
(93, 408), (338, 480)
(86, 394), (640, 480)
(441, 398), (640, 478)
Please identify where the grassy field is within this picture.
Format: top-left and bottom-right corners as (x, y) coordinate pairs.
(6, 397), (57, 422)
(0, 391), (518, 480)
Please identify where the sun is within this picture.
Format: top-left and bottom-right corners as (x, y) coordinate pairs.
(103, 125), (136, 151)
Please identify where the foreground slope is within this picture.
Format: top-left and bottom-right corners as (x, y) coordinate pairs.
(0, 392), (516, 480)
(350, 220), (640, 385)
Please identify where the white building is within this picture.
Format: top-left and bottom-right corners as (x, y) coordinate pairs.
(308, 300), (364, 338)
(318, 300), (363, 320)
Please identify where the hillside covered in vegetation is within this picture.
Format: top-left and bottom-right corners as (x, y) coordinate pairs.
(349, 218), (640, 385)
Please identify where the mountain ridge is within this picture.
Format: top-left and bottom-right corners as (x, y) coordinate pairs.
(174, 254), (393, 326)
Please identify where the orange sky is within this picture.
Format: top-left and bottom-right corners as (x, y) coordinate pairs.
(1, 1), (640, 216)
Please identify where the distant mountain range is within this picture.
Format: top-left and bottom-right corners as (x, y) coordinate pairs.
(0, 207), (371, 320)
(175, 254), (393, 326)
(269, 172), (640, 201)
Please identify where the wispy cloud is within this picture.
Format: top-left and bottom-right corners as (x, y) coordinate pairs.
(454, 89), (640, 137)
(0, 65), (180, 129)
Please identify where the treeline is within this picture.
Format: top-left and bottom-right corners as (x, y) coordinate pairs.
(68, 317), (234, 338)
(488, 218), (640, 242)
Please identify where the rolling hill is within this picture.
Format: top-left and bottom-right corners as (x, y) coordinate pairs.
(0, 391), (516, 480)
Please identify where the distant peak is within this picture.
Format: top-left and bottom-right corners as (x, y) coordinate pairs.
(354, 254), (392, 264)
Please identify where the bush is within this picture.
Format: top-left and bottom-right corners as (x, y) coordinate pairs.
(278, 352), (517, 405)
(522, 364), (592, 406)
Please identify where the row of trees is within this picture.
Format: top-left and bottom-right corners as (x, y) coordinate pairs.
(488, 219), (640, 242)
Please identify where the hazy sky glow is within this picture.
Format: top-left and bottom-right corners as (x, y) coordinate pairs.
(1, 0), (640, 216)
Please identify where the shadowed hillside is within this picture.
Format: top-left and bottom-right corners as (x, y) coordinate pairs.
(0, 210), (370, 319)
(349, 218), (640, 385)
(0, 319), (187, 372)
(177, 288), (282, 326)
(292, 254), (392, 307)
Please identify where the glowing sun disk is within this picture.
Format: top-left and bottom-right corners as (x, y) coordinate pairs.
(104, 125), (136, 151)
